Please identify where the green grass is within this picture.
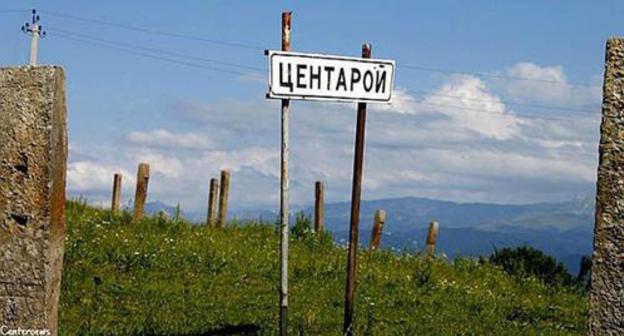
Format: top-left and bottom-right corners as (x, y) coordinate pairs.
(59, 201), (587, 335)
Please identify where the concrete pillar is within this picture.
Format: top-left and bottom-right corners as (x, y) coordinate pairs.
(590, 37), (624, 335)
(0, 66), (68, 336)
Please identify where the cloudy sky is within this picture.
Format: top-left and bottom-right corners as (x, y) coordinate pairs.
(0, 1), (616, 212)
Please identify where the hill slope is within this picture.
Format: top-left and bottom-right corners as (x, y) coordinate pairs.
(295, 196), (594, 274)
(60, 201), (587, 335)
(309, 196), (594, 232)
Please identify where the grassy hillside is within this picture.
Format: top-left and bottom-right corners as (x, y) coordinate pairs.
(59, 201), (587, 335)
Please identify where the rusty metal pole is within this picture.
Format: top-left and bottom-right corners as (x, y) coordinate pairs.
(343, 43), (371, 336)
(133, 163), (150, 222)
(426, 221), (439, 256)
(314, 181), (324, 237)
(217, 170), (230, 228)
(279, 11), (292, 336)
(111, 173), (122, 214)
(369, 209), (386, 252)
(206, 177), (219, 227)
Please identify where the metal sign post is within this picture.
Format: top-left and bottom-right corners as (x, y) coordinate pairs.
(279, 11), (291, 336)
(266, 14), (394, 334)
(343, 43), (371, 336)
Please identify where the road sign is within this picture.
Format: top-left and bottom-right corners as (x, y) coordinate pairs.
(267, 50), (395, 103)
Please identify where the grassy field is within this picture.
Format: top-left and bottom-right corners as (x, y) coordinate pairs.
(59, 201), (587, 335)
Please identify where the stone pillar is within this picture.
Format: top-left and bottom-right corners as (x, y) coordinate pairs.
(590, 37), (624, 335)
(0, 66), (68, 336)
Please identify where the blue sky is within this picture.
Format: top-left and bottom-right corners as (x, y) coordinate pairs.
(0, 1), (620, 212)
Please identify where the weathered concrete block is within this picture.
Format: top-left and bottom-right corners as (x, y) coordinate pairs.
(0, 66), (68, 335)
(590, 38), (624, 335)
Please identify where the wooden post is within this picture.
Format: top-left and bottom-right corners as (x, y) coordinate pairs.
(426, 221), (439, 256)
(133, 163), (150, 222)
(589, 38), (624, 335)
(0, 66), (68, 335)
(343, 43), (372, 336)
(279, 11), (292, 336)
(206, 177), (219, 227)
(369, 209), (386, 252)
(314, 181), (324, 237)
(111, 173), (122, 213)
(217, 169), (230, 228)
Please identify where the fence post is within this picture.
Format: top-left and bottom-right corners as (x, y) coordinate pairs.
(0, 66), (68, 335)
(206, 177), (219, 227)
(314, 181), (324, 237)
(111, 173), (122, 214)
(133, 163), (150, 222)
(369, 209), (386, 252)
(217, 169), (230, 228)
(426, 221), (439, 256)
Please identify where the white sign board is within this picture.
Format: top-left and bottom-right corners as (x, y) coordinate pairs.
(267, 51), (395, 103)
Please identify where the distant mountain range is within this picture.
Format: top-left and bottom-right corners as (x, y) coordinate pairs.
(146, 196), (596, 275)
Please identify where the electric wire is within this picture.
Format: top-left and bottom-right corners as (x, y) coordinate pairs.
(40, 9), (602, 89)
(46, 26), (266, 73)
(37, 11), (602, 124)
(48, 31), (599, 123)
(50, 31), (264, 78)
(41, 9), (266, 51)
(400, 64), (600, 88)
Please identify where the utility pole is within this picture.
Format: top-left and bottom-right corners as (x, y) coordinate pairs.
(21, 9), (46, 66)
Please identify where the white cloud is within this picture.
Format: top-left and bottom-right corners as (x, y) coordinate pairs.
(374, 88), (419, 114)
(67, 161), (135, 196)
(375, 76), (524, 140)
(420, 75), (523, 140)
(133, 153), (185, 178)
(126, 129), (214, 150)
(67, 63), (601, 212)
(495, 62), (600, 107)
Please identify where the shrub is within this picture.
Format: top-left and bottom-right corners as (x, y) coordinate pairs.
(489, 246), (576, 287)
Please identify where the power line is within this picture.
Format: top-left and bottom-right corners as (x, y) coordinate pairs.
(403, 88), (598, 114)
(49, 31), (264, 79)
(38, 12), (599, 123)
(0, 9), (29, 14)
(400, 64), (601, 88)
(416, 100), (599, 123)
(40, 9), (266, 51)
(45, 27), (599, 116)
(40, 9), (601, 90)
(48, 32), (597, 123)
(46, 26), (265, 73)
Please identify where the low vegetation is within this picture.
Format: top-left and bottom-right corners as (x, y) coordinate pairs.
(59, 200), (587, 335)
(489, 246), (578, 288)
